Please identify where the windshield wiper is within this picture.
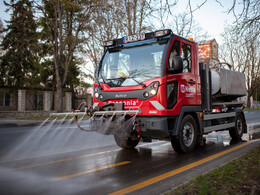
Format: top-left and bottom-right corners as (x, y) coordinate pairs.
(105, 77), (125, 81)
(130, 77), (146, 88)
(105, 76), (146, 88)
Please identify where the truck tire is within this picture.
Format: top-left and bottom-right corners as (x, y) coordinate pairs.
(171, 115), (198, 153)
(229, 112), (245, 140)
(114, 134), (139, 150)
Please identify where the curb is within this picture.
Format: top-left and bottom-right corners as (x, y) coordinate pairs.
(247, 122), (260, 132)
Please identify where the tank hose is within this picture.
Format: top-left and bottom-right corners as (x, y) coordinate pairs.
(74, 102), (122, 132)
(74, 102), (96, 132)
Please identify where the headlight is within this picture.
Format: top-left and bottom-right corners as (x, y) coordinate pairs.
(143, 82), (159, 98)
(153, 83), (158, 88)
(143, 91), (149, 98)
(150, 89), (157, 96)
(94, 92), (99, 98)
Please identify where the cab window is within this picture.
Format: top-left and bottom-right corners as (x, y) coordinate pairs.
(168, 40), (180, 68)
(181, 43), (191, 72)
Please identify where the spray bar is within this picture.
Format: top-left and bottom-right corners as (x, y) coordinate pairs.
(50, 109), (141, 116)
(93, 109), (141, 116)
(50, 112), (86, 116)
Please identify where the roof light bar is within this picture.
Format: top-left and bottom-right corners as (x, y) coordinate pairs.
(154, 29), (171, 38)
(103, 40), (114, 47)
(103, 29), (172, 47)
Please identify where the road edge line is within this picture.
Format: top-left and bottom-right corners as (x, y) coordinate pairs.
(109, 142), (251, 195)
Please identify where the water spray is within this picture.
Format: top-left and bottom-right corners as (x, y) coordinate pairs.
(50, 102), (141, 135)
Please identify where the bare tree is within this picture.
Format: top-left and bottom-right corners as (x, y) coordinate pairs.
(167, 12), (209, 41)
(0, 19), (3, 56)
(0, 19), (3, 38)
(219, 0), (260, 107)
(228, 0), (260, 32)
(220, 26), (260, 107)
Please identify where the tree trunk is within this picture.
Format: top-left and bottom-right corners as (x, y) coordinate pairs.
(56, 79), (63, 112)
(51, 83), (55, 110)
(70, 83), (75, 110)
(247, 95), (251, 108)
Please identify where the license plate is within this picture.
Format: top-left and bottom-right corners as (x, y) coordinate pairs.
(122, 33), (145, 43)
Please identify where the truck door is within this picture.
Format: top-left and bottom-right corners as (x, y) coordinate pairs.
(166, 38), (198, 113)
(179, 40), (197, 105)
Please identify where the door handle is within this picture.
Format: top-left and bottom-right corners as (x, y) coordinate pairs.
(188, 80), (196, 85)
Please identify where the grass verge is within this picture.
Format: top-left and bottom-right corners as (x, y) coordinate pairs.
(17, 115), (50, 120)
(171, 145), (260, 195)
(244, 108), (260, 111)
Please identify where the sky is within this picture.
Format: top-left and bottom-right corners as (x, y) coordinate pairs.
(0, 0), (242, 45)
(0, 1), (9, 23)
(174, 0), (242, 44)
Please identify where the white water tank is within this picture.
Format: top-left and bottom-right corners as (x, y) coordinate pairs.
(211, 68), (247, 101)
(211, 70), (221, 95)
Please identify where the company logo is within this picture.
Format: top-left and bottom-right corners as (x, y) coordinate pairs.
(115, 94), (127, 98)
(108, 99), (140, 107)
(180, 84), (196, 93)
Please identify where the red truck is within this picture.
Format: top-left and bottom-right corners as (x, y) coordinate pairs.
(86, 29), (247, 153)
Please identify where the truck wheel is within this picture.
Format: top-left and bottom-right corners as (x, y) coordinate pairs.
(229, 113), (245, 139)
(171, 115), (198, 153)
(114, 134), (139, 150)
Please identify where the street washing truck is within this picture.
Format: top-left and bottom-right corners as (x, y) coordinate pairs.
(70, 29), (247, 153)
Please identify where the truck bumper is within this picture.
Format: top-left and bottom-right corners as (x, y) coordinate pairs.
(137, 116), (171, 138)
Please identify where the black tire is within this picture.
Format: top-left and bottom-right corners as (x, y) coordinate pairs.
(171, 115), (198, 153)
(114, 134), (139, 149)
(229, 112), (245, 140)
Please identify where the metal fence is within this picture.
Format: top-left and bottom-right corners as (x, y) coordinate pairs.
(0, 87), (89, 112)
(0, 88), (47, 112)
(0, 88), (18, 111)
(25, 90), (44, 110)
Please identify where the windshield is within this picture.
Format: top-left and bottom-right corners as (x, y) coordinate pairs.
(98, 39), (168, 87)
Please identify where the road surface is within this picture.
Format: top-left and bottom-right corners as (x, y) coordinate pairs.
(0, 110), (260, 195)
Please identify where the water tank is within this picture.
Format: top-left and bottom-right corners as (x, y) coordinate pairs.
(211, 68), (247, 101)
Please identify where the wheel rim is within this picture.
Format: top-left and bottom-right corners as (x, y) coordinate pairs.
(237, 118), (243, 135)
(182, 122), (195, 147)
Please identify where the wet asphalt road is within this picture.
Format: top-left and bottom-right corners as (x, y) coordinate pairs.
(0, 111), (260, 195)
(244, 110), (260, 123)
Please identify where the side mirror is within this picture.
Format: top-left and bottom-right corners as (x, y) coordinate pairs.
(167, 56), (183, 74)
